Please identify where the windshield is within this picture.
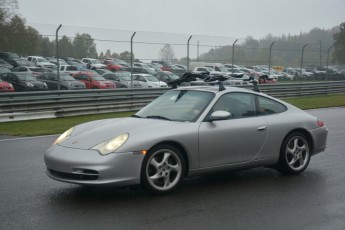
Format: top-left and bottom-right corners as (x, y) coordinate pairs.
(168, 74), (179, 80)
(60, 74), (76, 81)
(219, 66), (229, 72)
(136, 90), (215, 122)
(91, 59), (101, 64)
(116, 72), (131, 80)
(37, 58), (48, 62)
(146, 75), (159, 82)
(92, 75), (106, 81)
(17, 74), (37, 81)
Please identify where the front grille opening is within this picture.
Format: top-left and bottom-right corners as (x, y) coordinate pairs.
(48, 168), (99, 180)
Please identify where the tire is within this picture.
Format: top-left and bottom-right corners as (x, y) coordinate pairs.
(141, 145), (185, 195)
(278, 132), (311, 174)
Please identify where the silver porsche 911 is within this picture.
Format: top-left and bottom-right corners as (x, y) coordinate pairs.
(45, 85), (328, 194)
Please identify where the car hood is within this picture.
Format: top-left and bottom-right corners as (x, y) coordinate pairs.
(59, 117), (197, 151)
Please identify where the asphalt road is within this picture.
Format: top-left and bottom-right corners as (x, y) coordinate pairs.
(0, 107), (344, 230)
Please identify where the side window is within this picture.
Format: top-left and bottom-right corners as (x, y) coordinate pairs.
(211, 93), (256, 119)
(258, 96), (287, 115)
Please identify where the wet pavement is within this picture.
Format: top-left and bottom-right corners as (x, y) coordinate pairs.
(0, 107), (344, 230)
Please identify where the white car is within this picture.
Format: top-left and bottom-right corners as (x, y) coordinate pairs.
(132, 74), (168, 88)
(27, 56), (56, 69)
(53, 65), (80, 75)
(81, 58), (106, 70)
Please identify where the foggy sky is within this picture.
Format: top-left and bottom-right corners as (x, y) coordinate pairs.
(15, 0), (345, 59)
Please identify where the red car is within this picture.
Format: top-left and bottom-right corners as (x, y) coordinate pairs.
(102, 60), (126, 72)
(0, 79), (15, 92)
(72, 72), (116, 89)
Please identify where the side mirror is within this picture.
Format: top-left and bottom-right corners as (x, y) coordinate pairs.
(209, 110), (232, 121)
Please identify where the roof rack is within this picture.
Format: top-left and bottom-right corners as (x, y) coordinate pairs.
(167, 72), (260, 92)
(167, 72), (229, 91)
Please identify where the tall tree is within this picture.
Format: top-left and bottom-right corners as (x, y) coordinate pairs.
(159, 44), (175, 63)
(72, 33), (98, 58)
(119, 51), (132, 62)
(333, 22), (345, 64)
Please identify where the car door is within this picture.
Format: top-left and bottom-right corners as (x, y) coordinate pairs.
(198, 92), (268, 168)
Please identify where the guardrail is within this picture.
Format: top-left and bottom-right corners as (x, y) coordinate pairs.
(1, 81), (345, 122)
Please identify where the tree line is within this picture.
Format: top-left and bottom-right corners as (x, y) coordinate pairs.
(1, 0), (344, 66)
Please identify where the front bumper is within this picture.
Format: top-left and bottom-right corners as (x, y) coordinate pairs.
(44, 145), (145, 187)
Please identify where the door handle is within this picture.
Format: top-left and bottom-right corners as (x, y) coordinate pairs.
(257, 126), (267, 131)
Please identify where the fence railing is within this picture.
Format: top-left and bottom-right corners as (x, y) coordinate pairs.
(1, 81), (345, 122)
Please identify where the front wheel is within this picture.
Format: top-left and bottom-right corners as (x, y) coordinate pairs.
(278, 132), (311, 174)
(141, 145), (185, 195)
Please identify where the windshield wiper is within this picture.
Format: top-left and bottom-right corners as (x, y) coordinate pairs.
(146, 115), (171, 121)
(131, 114), (142, 118)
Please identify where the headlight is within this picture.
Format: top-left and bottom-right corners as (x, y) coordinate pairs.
(26, 82), (34, 87)
(91, 133), (129, 155)
(54, 127), (74, 145)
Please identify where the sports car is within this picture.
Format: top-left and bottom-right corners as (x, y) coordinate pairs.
(45, 84), (328, 194)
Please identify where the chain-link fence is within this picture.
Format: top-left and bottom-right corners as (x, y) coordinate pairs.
(1, 23), (344, 92)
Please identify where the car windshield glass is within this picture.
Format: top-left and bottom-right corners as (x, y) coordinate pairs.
(91, 59), (101, 64)
(37, 58), (47, 62)
(17, 74), (37, 81)
(116, 72), (131, 78)
(168, 74), (179, 80)
(146, 75), (159, 82)
(146, 68), (156, 74)
(92, 75), (106, 81)
(136, 90), (215, 122)
(219, 66), (229, 72)
(60, 74), (76, 81)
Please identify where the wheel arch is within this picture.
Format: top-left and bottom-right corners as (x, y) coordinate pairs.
(148, 141), (190, 177)
(280, 128), (314, 154)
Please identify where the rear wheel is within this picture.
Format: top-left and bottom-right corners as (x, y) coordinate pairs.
(278, 132), (311, 174)
(141, 145), (185, 195)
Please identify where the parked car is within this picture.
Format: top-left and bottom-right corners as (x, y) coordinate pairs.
(0, 52), (31, 67)
(0, 67), (12, 74)
(53, 65), (80, 75)
(0, 59), (13, 69)
(81, 58), (106, 70)
(37, 72), (86, 90)
(72, 72), (116, 89)
(132, 74), (168, 88)
(161, 64), (186, 76)
(102, 71), (141, 88)
(156, 71), (180, 83)
(102, 60), (126, 72)
(11, 66), (52, 77)
(0, 72), (48, 91)
(259, 75), (277, 84)
(132, 67), (157, 76)
(0, 78), (14, 92)
(27, 56), (56, 69)
(45, 83), (328, 194)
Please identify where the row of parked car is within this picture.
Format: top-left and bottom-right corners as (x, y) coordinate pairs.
(0, 51), (191, 92)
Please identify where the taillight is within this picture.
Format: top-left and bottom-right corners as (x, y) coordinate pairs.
(317, 119), (325, 127)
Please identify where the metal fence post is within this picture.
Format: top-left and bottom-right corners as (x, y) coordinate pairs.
(232, 39), (238, 74)
(130, 32), (136, 88)
(56, 24), (62, 90)
(187, 35), (192, 71)
(326, 44), (334, 81)
(300, 44), (308, 77)
(268, 41), (275, 77)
